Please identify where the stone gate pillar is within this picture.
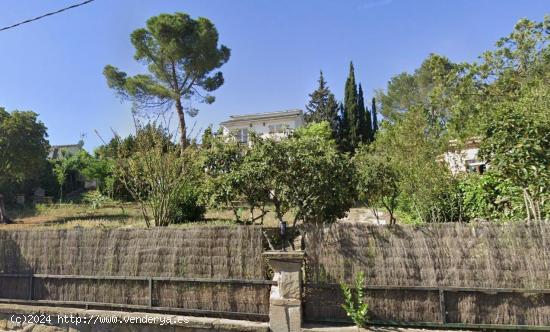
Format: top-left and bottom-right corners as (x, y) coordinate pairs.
(263, 251), (304, 332)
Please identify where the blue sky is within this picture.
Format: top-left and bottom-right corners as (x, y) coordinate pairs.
(0, 0), (547, 150)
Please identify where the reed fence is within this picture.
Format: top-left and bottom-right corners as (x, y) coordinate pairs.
(0, 227), (270, 320)
(303, 222), (550, 329)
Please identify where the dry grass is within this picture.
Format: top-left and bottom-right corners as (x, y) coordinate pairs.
(5, 201), (384, 230)
(4, 203), (297, 229)
(5, 203), (142, 228)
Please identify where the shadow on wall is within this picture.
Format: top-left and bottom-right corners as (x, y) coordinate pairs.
(0, 232), (35, 299)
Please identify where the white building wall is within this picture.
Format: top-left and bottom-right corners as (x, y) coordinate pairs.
(443, 147), (483, 175)
(221, 113), (304, 142)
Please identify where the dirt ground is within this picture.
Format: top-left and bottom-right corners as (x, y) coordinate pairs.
(3, 203), (386, 229)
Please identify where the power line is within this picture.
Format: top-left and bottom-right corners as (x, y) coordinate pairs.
(0, 0), (95, 32)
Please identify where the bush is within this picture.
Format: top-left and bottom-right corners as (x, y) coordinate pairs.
(112, 124), (192, 227)
(354, 148), (400, 224)
(459, 172), (522, 221)
(171, 184), (206, 223)
(340, 271), (369, 328)
(82, 190), (111, 209)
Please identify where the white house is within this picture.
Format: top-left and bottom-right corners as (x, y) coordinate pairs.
(219, 109), (304, 143)
(442, 137), (487, 175)
(48, 143), (83, 160)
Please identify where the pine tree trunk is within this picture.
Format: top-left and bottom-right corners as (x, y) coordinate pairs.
(0, 194), (11, 224)
(175, 99), (187, 152)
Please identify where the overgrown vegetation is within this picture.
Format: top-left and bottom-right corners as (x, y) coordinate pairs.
(1, 15), (548, 227)
(202, 122), (354, 227)
(350, 16), (549, 223)
(111, 124), (205, 227)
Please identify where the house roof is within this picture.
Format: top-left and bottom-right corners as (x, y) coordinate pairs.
(220, 109), (303, 126)
(50, 144), (81, 149)
(448, 136), (482, 150)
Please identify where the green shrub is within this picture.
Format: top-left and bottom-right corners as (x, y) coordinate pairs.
(340, 271), (369, 328)
(171, 184), (206, 223)
(459, 172), (522, 221)
(82, 190), (111, 209)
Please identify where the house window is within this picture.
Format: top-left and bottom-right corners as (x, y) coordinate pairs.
(466, 159), (486, 174)
(236, 128), (248, 143)
(268, 124), (286, 134)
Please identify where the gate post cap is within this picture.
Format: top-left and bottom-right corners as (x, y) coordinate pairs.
(263, 251), (304, 262)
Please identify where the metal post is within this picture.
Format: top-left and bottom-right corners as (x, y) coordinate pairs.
(279, 221), (287, 252)
(28, 275), (33, 301)
(148, 278), (153, 307)
(439, 289), (446, 324)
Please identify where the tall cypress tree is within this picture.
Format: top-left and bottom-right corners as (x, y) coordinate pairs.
(357, 83), (366, 143)
(371, 97), (379, 137)
(357, 84), (373, 143)
(305, 71), (340, 138)
(344, 62), (360, 151)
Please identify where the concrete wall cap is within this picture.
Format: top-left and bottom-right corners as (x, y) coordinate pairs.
(262, 251), (304, 261)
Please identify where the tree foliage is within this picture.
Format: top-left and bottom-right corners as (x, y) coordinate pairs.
(202, 123), (354, 227)
(112, 124), (201, 227)
(478, 80), (549, 221)
(354, 148), (400, 224)
(371, 97), (379, 136)
(340, 271), (369, 328)
(342, 62), (360, 151)
(305, 71), (340, 139)
(358, 84), (373, 143)
(0, 108), (49, 188)
(368, 16), (550, 223)
(286, 124), (355, 226)
(52, 149), (85, 202)
(104, 12), (230, 150)
(0, 108), (49, 222)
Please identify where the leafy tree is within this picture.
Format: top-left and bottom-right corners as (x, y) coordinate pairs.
(239, 136), (280, 224)
(200, 126), (214, 149)
(286, 125), (355, 227)
(447, 17), (550, 221)
(51, 149), (93, 202)
(305, 71), (340, 139)
(447, 17), (549, 138)
(478, 81), (549, 221)
(104, 12), (230, 151)
(241, 137), (290, 225)
(112, 124), (192, 227)
(202, 132), (248, 222)
(377, 54), (456, 137)
(81, 155), (114, 197)
(203, 122), (354, 228)
(369, 105), (463, 223)
(0, 108), (49, 223)
(354, 148), (400, 224)
(202, 131), (275, 225)
(351, 17), (549, 224)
